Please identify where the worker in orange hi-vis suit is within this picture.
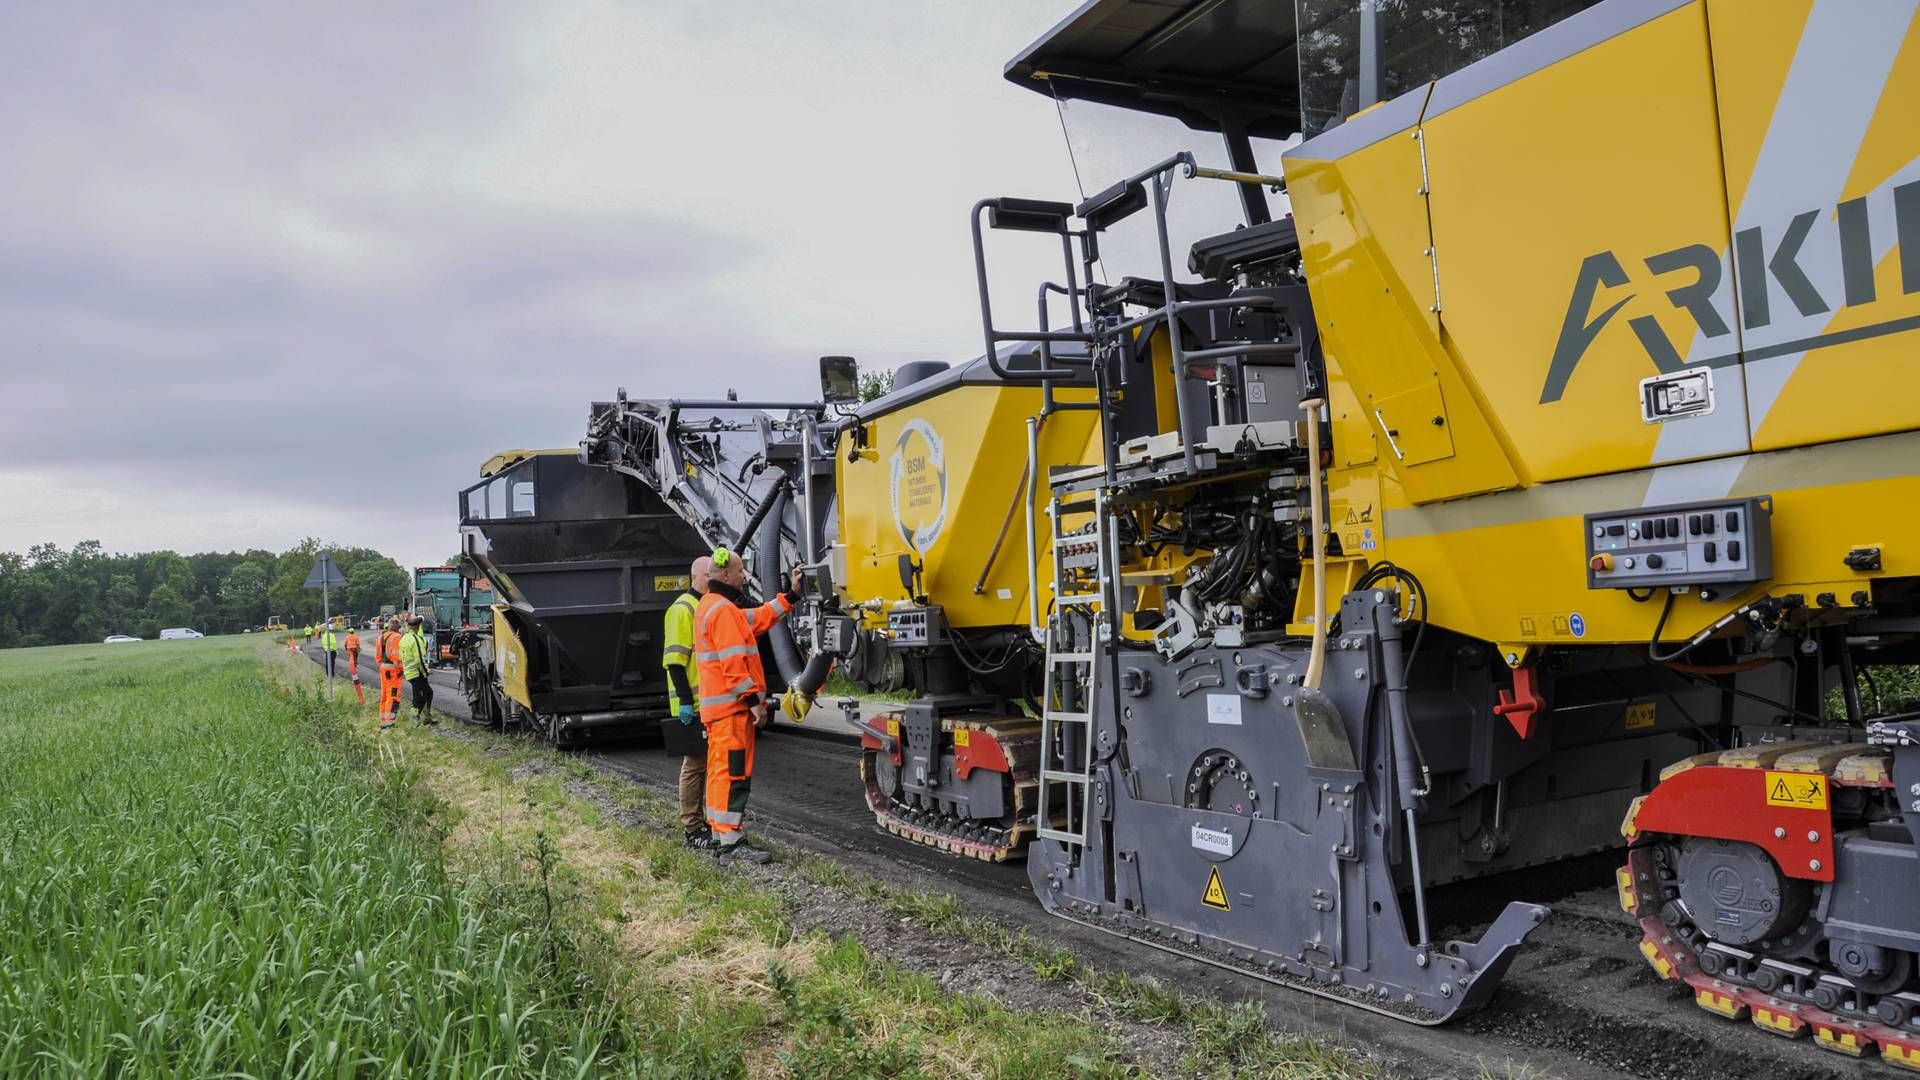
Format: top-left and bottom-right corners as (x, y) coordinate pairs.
(692, 546), (801, 864)
(342, 627), (364, 702)
(375, 616), (404, 732)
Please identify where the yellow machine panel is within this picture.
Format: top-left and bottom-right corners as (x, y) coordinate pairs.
(834, 382), (1101, 629)
(1286, 99), (1521, 506)
(1285, 0), (1920, 649)
(1708, 0), (1920, 452)
(1421, 1), (1749, 480)
(491, 603), (532, 710)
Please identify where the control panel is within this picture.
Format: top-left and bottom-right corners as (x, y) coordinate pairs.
(815, 614), (856, 654)
(887, 605), (948, 648)
(1584, 496), (1772, 590)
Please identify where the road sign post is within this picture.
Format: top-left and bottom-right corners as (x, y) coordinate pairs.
(304, 553), (349, 696)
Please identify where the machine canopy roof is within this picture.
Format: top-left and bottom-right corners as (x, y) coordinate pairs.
(1004, 0), (1304, 139)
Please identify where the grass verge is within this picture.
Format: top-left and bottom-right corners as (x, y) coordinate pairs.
(287, 651), (1378, 1078)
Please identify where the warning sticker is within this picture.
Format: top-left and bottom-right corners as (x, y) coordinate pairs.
(1202, 866), (1231, 911)
(1624, 702), (1656, 730)
(655, 575), (690, 592)
(952, 728), (970, 747)
(1764, 771), (1829, 811)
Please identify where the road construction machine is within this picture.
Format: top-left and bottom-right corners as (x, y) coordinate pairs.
(454, 448), (709, 746)
(588, 0), (1920, 1058)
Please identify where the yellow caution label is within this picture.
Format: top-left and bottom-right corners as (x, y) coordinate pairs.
(1764, 770), (1829, 811)
(1624, 702), (1656, 730)
(886, 719), (900, 738)
(1201, 866), (1230, 911)
(654, 575), (689, 592)
(952, 728), (970, 747)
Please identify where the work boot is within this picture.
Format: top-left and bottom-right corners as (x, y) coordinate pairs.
(685, 828), (717, 850)
(715, 839), (772, 865)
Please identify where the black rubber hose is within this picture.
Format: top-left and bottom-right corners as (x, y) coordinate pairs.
(754, 484), (805, 684)
(753, 483), (830, 695)
(734, 471), (790, 556)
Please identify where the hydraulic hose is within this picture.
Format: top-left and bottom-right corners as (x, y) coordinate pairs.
(1301, 398), (1329, 689)
(1376, 602), (1430, 948)
(736, 472), (791, 559)
(751, 483), (835, 701)
(755, 484), (807, 684)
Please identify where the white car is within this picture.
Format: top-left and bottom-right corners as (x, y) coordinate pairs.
(103, 635), (140, 644)
(158, 628), (204, 640)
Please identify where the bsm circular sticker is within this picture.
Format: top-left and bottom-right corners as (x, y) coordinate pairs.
(889, 417), (947, 553)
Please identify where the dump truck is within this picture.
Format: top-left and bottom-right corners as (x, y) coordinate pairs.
(453, 448), (711, 747)
(584, 0), (1920, 1064)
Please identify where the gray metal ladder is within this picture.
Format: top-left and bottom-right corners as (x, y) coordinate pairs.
(1036, 488), (1108, 846)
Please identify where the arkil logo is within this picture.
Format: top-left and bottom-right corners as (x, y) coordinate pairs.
(1541, 179), (1920, 404)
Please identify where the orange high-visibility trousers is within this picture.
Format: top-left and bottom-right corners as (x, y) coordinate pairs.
(345, 648), (360, 680)
(378, 663), (403, 728)
(703, 710), (756, 840)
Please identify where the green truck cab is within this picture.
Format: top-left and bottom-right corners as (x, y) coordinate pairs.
(411, 566), (494, 667)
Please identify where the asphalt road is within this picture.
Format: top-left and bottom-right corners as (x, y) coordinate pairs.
(295, 637), (1857, 1079)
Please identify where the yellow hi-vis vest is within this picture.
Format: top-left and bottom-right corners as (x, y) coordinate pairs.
(663, 592), (698, 712)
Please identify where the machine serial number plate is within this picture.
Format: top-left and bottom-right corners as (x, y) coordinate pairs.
(1191, 825), (1235, 856)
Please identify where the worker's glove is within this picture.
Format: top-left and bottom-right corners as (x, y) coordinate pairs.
(676, 704), (696, 725)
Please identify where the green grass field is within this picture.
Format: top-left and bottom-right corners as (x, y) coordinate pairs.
(0, 637), (627, 1077)
(0, 636), (1384, 1079)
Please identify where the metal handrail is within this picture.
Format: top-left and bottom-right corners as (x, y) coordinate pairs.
(972, 199), (1092, 384)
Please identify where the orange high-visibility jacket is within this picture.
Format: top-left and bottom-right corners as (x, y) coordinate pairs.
(693, 589), (792, 722)
(343, 632), (361, 654)
(376, 629), (403, 667)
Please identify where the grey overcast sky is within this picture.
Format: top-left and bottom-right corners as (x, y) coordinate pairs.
(0, 2), (1110, 569)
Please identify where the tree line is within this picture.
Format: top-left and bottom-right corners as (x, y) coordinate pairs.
(0, 539), (415, 647)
